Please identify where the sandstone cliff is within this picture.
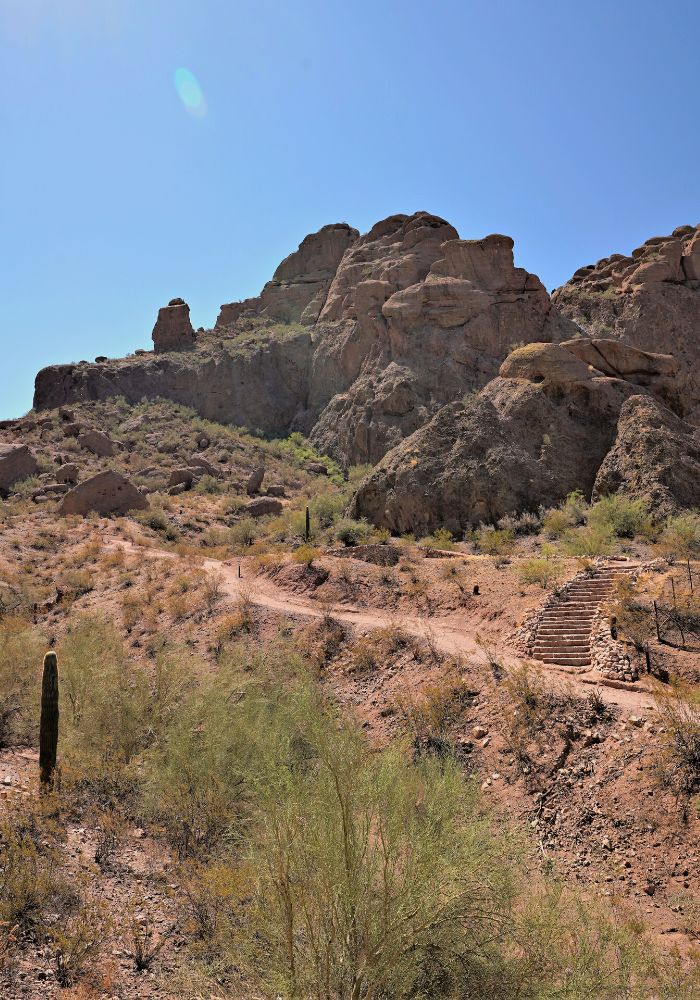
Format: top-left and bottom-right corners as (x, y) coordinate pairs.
(552, 223), (700, 423)
(33, 211), (568, 466)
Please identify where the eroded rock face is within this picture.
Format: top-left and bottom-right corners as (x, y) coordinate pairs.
(217, 223), (359, 327)
(352, 343), (645, 535)
(152, 298), (196, 353)
(34, 332), (311, 435)
(0, 443), (39, 494)
(552, 224), (700, 421)
(593, 395), (700, 516)
(308, 219), (568, 464)
(36, 212), (562, 467)
(59, 470), (149, 516)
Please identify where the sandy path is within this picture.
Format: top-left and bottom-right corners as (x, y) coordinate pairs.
(117, 540), (658, 717)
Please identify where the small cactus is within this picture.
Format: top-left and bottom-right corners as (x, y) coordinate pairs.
(39, 651), (59, 788)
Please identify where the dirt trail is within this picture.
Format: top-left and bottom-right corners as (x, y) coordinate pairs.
(119, 540), (658, 717)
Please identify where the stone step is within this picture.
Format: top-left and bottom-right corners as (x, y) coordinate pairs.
(535, 655), (592, 666)
(537, 628), (590, 635)
(535, 650), (590, 657)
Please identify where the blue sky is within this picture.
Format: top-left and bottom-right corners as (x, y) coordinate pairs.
(2, 0), (699, 419)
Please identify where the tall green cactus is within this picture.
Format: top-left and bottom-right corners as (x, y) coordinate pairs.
(305, 506), (311, 542)
(39, 651), (59, 788)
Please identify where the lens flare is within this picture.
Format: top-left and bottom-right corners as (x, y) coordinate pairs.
(174, 67), (207, 117)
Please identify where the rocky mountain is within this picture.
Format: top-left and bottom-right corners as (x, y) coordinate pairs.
(30, 214), (700, 535)
(33, 211), (571, 466)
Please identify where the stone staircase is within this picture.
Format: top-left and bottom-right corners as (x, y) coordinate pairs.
(532, 560), (639, 669)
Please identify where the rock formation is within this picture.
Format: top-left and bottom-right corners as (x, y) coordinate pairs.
(217, 223), (359, 327)
(152, 298), (196, 353)
(307, 218), (571, 464)
(34, 212), (570, 467)
(0, 443), (38, 494)
(552, 223), (700, 422)
(352, 342), (645, 535)
(32, 214), (700, 493)
(593, 395), (700, 516)
(59, 470), (149, 516)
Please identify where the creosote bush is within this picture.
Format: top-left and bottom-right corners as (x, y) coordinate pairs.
(517, 557), (562, 588)
(474, 526), (515, 556)
(658, 512), (700, 561)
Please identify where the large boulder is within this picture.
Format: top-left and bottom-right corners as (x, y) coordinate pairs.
(55, 463), (79, 485)
(593, 395), (700, 516)
(77, 429), (116, 457)
(0, 443), (39, 494)
(59, 470), (149, 516)
(246, 466), (265, 495)
(243, 497), (283, 518)
(152, 298), (196, 353)
(552, 224), (700, 422)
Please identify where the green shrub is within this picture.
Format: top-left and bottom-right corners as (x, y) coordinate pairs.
(0, 620), (44, 748)
(658, 512), (700, 560)
(517, 557), (562, 588)
(542, 507), (572, 539)
(419, 526), (456, 550)
(474, 527), (515, 556)
(228, 518), (259, 549)
(242, 698), (517, 1000)
(562, 489), (589, 525)
(588, 495), (652, 539)
(291, 544), (319, 567)
(334, 518), (372, 547)
(560, 524), (614, 556)
(58, 617), (152, 779)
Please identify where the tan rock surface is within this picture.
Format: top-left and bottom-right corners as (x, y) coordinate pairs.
(152, 298), (196, 353)
(593, 395), (700, 515)
(59, 470), (149, 516)
(0, 443), (39, 493)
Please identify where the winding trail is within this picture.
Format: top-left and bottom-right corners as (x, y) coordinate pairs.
(117, 540), (658, 716)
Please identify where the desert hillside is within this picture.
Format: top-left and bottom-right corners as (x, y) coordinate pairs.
(1, 216), (700, 998)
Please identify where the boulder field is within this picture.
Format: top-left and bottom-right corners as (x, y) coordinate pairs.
(31, 214), (700, 532)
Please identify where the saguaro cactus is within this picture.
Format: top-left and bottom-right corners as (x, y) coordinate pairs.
(305, 506), (311, 542)
(39, 651), (59, 788)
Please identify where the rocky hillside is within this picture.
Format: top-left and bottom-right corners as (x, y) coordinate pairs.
(352, 339), (699, 534)
(33, 211), (572, 467)
(30, 214), (700, 536)
(552, 223), (700, 422)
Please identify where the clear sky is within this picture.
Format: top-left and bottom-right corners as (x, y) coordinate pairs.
(2, 0), (699, 419)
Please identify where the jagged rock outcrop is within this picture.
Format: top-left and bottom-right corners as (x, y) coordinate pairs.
(552, 224), (700, 422)
(0, 443), (39, 494)
(217, 223), (359, 327)
(37, 213), (700, 472)
(593, 395), (700, 516)
(34, 212), (568, 467)
(308, 218), (571, 464)
(59, 470), (149, 516)
(152, 298), (196, 353)
(352, 343), (648, 535)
